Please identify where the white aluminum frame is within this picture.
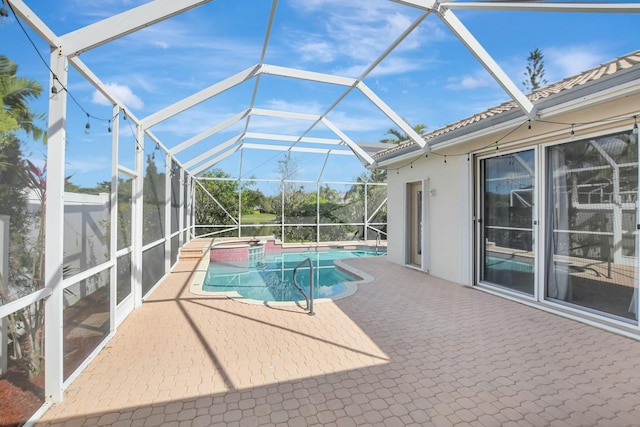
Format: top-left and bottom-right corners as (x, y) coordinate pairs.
(6, 0), (640, 411)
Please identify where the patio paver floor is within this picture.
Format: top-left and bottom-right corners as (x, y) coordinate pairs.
(38, 250), (640, 426)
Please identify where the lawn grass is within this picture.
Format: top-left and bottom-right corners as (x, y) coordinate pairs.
(242, 212), (277, 224)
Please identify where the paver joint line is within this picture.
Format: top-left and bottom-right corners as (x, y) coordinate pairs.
(36, 257), (640, 427)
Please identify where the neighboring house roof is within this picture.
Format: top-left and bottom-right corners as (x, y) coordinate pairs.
(374, 50), (640, 160)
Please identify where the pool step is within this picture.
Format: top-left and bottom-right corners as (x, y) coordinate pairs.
(179, 247), (206, 261)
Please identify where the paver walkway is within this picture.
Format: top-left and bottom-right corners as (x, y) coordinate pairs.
(39, 255), (640, 426)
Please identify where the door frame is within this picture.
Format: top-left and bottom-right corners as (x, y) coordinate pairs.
(405, 179), (430, 271)
(474, 147), (538, 299)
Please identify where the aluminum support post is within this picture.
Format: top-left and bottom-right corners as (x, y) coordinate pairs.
(132, 125), (145, 307)
(44, 50), (68, 403)
(179, 168), (185, 248)
(109, 105), (119, 332)
(165, 153), (171, 272)
(0, 215), (9, 375)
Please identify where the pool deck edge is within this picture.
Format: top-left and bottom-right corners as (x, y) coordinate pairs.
(188, 243), (380, 306)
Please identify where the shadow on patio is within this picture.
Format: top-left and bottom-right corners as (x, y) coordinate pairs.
(38, 257), (640, 426)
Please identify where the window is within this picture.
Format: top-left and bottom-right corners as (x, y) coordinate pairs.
(479, 150), (535, 295)
(545, 131), (638, 322)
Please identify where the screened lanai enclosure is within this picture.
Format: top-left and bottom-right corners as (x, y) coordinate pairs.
(194, 176), (387, 242)
(1, 0), (640, 424)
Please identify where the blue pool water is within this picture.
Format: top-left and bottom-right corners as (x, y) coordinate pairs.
(203, 249), (384, 302)
(485, 256), (534, 273)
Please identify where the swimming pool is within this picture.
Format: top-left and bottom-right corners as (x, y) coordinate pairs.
(485, 256), (534, 273)
(202, 249), (384, 302)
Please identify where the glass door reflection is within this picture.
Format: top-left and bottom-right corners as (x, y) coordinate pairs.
(480, 150), (535, 295)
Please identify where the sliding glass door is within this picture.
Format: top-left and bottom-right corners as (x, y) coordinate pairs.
(545, 132), (638, 322)
(479, 150), (535, 295)
(476, 129), (639, 324)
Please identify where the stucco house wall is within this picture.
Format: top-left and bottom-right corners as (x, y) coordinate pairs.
(375, 50), (640, 336)
(387, 154), (471, 285)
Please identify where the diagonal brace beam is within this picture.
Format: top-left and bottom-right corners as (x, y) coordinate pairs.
(183, 133), (244, 169)
(60, 0), (213, 56)
(170, 109), (251, 155)
(260, 64), (357, 87)
(357, 81), (429, 149)
(142, 64), (262, 129)
(6, 0), (62, 48)
(443, 2), (640, 13)
(321, 118), (376, 166)
(438, 8), (535, 117)
(192, 145), (241, 176)
(251, 108), (321, 121)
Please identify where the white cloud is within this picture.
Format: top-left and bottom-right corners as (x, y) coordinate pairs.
(545, 46), (606, 79)
(368, 57), (425, 78)
(334, 56), (425, 79)
(296, 38), (336, 63)
(374, 79), (388, 93)
(92, 83), (144, 109)
(152, 40), (170, 49)
(286, 0), (444, 76)
(326, 110), (393, 134)
(445, 71), (494, 90)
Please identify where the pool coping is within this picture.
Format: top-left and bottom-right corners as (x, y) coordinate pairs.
(188, 248), (377, 307)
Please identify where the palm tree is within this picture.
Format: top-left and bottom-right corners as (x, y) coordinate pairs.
(0, 56), (46, 378)
(0, 55), (45, 141)
(380, 119), (426, 144)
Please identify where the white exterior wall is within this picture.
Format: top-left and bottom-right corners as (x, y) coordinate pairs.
(63, 193), (110, 261)
(28, 191), (110, 308)
(386, 153), (472, 285)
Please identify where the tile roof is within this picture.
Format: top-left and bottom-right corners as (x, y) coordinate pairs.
(374, 50), (640, 159)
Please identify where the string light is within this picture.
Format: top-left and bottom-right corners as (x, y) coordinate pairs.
(7, 1), (638, 180)
(7, 3), (115, 136)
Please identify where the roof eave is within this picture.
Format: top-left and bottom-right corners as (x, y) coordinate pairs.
(374, 58), (640, 165)
(374, 143), (424, 168)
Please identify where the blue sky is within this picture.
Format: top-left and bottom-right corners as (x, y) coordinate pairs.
(2, 0), (639, 187)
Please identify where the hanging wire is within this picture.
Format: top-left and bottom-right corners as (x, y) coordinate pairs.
(391, 112), (640, 174)
(7, 2), (112, 124)
(8, 2), (639, 177)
